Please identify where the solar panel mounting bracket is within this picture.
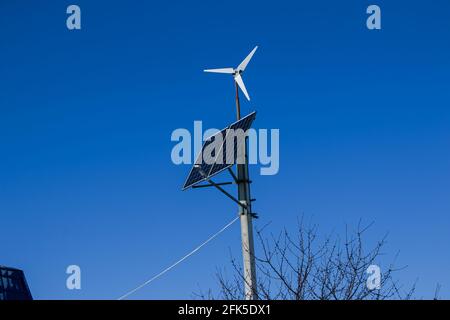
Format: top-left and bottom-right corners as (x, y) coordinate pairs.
(228, 168), (238, 184)
(206, 178), (249, 211)
(194, 165), (249, 211)
(192, 182), (233, 189)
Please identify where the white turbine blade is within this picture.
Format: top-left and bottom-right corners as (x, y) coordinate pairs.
(204, 68), (235, 74)
(237, 46), (258, 72)
(234, 74), (250, 101)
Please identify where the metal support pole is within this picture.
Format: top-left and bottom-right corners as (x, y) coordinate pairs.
(235, 80), (257, 300)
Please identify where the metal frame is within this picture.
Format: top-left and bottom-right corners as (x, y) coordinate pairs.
(192, 165), (250, 211)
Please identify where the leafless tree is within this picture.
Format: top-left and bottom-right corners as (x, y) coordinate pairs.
(196, 218), (417, 300)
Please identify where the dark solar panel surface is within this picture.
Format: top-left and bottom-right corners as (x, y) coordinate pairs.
(183, 112), (256, 189)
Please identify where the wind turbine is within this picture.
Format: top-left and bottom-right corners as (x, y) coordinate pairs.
(204, 46), (258, 111)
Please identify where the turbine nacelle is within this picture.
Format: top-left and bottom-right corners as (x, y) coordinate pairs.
(204, 46), (258, 101)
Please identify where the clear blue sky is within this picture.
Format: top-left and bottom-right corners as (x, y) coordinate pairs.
(1, 0), (449, 299)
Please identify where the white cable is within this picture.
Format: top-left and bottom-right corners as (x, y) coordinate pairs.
(117, 215), (240, 300)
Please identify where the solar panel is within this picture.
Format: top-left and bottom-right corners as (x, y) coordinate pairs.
(209, 112), (257, 177)
(182, 111), (256, 190)
(182, 128), (227, 190)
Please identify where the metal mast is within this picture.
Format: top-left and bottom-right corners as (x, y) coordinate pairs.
(234, 81), (257, 300)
